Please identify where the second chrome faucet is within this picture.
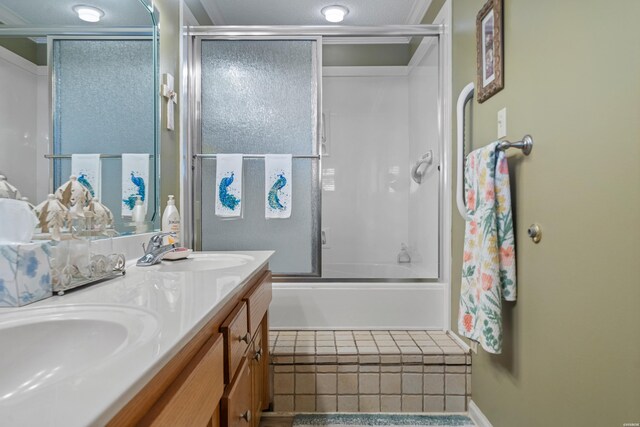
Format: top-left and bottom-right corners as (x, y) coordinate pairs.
(137, 232), (177, 266)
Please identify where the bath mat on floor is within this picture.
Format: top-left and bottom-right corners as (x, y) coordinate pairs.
(292, 414), (475, 427)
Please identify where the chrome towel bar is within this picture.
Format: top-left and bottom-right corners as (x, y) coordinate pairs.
(497, 135), (534, 155)
(44, 154), (155, 159)
(455, 82), (534, 221)
(193, 154), (320, 159)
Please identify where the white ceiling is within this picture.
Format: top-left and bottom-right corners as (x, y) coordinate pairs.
(0, 0), (153, 27)
(198, 0), (432, 26)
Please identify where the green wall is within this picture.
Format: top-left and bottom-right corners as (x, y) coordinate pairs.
(0, 38), (46, 66)
(156, 0), (181, 210)
(448, 1), (640, 425)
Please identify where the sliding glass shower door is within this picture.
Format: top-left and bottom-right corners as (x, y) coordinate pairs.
(193, 38), (321, 276)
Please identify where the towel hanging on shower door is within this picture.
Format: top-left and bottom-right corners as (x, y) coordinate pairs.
(458, 141), (516, 354)
(215, 154), (243, 218)
(265, 154), (292, 219)
(121, 153), (149, 218)
(71, 154), (101, 201)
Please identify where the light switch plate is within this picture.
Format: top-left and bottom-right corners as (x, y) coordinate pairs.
(470, 340), (478, 354)
(497, 107), (507, 138)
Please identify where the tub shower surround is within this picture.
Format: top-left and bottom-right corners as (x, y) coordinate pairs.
(270, 330), (471, 413)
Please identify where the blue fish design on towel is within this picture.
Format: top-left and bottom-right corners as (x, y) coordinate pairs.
(77, 173), (95, 197)
(219, 172), (240, 210)
(268, 173), (287, 210)
(123, 172), (146, 210)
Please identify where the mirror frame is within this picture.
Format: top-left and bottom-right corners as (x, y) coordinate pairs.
(0, 0), (161, 231)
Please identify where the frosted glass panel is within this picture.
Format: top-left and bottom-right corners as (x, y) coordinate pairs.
(199, 40), (318, 275)
(52, 39), (155, 230)
(201, 40), (316, 155)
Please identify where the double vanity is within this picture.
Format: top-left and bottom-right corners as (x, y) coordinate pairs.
(0, 251), (273, 427)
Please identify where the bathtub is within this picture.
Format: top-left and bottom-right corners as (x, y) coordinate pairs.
(270, 279), (447, 330)
(321, 262), (434, 279)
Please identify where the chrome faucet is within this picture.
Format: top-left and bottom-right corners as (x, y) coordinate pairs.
(137, 232), (177, 266)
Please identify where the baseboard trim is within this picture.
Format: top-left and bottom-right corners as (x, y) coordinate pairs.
(468, 400), (493, 427)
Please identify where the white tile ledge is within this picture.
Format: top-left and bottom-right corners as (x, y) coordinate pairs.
(468, 400), (494, 427)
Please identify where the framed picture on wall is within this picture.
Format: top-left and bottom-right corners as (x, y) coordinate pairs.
(476, 0), (504, 103)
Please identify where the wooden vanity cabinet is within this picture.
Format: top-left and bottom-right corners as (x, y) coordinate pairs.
(223, 274), (272, 427)
(139, 333), (225, 427)
(108, 269), (271, 427)
(220, 302), (251, 384)
(221, 357), (253, 427)
(250, 318), (271, 425)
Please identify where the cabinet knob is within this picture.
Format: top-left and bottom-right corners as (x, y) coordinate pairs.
(240, 410), (252, 423)
(238, 332), (251, 344)
(254, 348), (262, 362)
(527, 223), (542, 243)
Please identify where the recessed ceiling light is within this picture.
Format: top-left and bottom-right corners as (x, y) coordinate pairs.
(322, 5), (349, 23)
(73, 5), (104, 23)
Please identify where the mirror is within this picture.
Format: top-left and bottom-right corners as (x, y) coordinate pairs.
(0, 0), (160, 239)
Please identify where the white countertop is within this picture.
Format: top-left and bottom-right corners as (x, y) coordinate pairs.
(0, 251), (273, 427)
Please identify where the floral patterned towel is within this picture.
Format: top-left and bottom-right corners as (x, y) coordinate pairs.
(458, 142), (516, 354)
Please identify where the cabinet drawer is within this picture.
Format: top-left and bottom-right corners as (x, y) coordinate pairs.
(220, 302), (250, 384)
(243, 272), (272, 338)
(143, 334), (224, 427)
(221, 357), (252, 427)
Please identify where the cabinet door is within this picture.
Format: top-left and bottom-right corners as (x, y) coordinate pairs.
(142, 334), (225, 427)
(209, 405), (220, 427)
(260, 315), (270, 411)
(222, 357), (252, 427)
(250, 328), (263, 427)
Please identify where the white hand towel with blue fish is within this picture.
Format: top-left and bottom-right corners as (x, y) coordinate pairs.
(71, 154), (101, 200)
(121, 153), (149, 218)
(215, 154), (243, 218)
(265, 154), (292, 219)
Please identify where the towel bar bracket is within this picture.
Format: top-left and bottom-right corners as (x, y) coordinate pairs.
(497, 134), (533, 155)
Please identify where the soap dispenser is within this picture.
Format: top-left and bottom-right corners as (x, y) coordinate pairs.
(162, 195), (181, 245)
(131, 195), (146, 233)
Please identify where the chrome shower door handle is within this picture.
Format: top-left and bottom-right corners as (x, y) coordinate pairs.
(321, 112), (327, 143)
(411, 151), (434, 184)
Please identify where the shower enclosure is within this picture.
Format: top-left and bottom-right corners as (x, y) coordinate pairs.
(186, 25), (449, 298)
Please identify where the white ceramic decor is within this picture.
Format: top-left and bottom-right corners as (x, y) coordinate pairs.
(55, 175), (92, 219)
(0, 175), (22, 199)
(34, 194), (69, 241)
(84, 198), (114, 232)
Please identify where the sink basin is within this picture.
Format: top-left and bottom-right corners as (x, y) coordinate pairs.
(0, 305), (158, 402)
(153, 253), (254, 273)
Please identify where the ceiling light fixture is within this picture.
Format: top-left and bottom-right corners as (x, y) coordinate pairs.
(73, 5), (104, 23)
(321, 5), (349, 23)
